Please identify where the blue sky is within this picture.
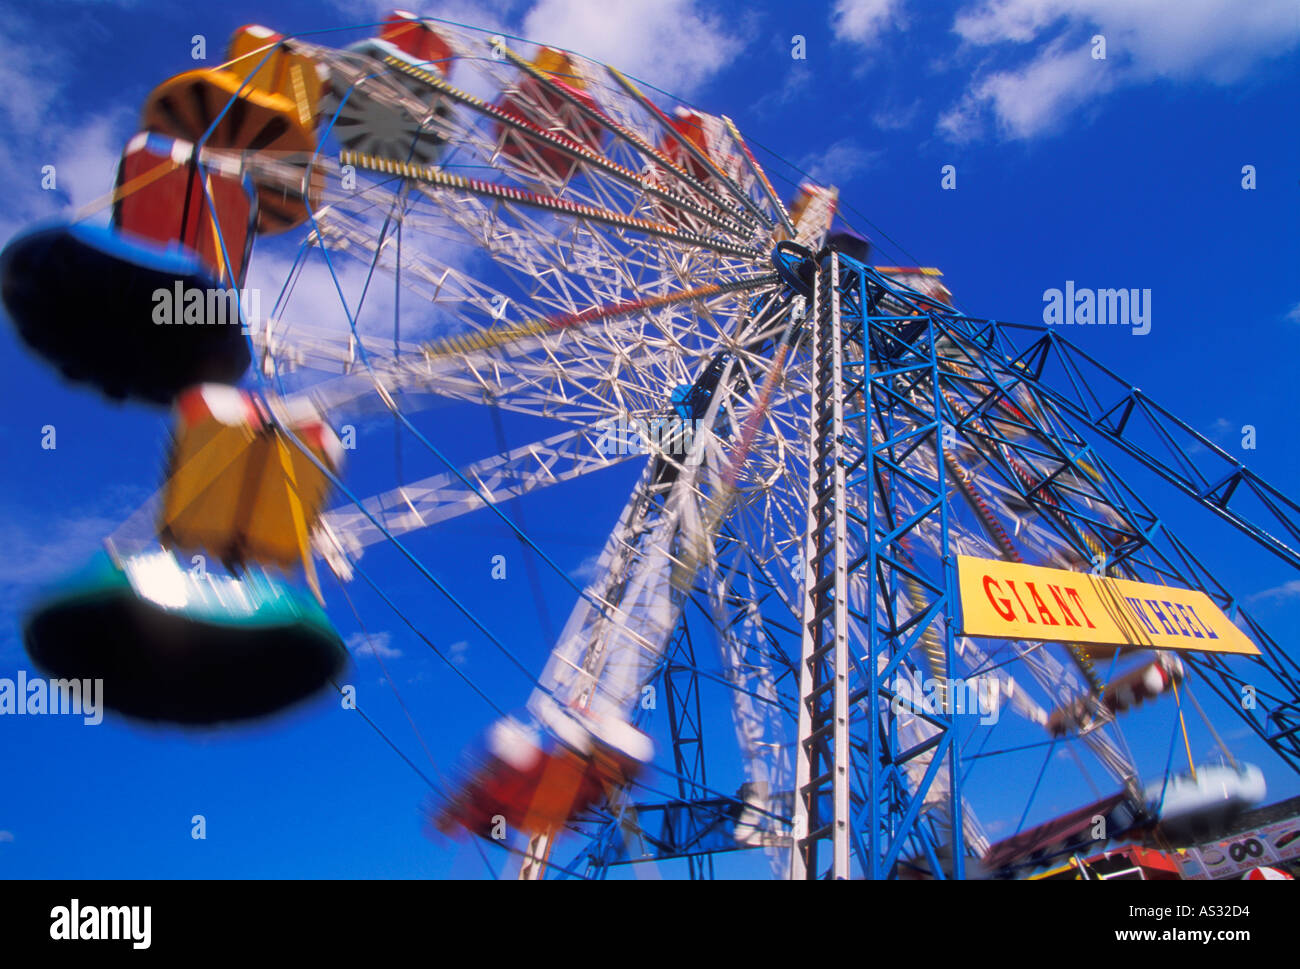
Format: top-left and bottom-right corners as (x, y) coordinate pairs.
(0, 0), (1298, 878)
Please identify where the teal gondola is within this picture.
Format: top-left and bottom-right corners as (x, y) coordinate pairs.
(24, 550), (347, 725)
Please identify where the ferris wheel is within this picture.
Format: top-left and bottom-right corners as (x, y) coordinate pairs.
(4, 11), (1299, 881)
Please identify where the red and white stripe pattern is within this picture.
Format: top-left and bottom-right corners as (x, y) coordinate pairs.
(1242, 865), (1293, 880)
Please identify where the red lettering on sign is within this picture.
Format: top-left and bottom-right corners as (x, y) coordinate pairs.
(1025, 582), (1060, 626)
(1047, 585), (1078, 626)
(1064, 587), (1096, 629)
(983, 575), (1017, 622)
(1006, 581), (1034, 624)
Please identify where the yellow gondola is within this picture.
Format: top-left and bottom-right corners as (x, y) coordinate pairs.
(224, 24), (328, 130)
(159, 384), (344, 601)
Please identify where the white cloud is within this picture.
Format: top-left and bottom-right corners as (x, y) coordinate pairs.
(52, 115), (132, 212)
(0, 12), (134, 242)
(448, 639), (469, 665)
(322, 1), (739, 95)
(871, 98), (921, 131)
(955, 0), (1300, 80)
(0, 508), (125, 588)
(936, 98), (982, 145)
(798, 139), (883, 185)
(335, 0), (520, 23)
(347, 630), (403, 658)
(954, 37), (1112, 141)
(1206, 417), (1235, 444)
(752, 64), (813, 117)
(0, 496), (143, 659)
(1248, 579), (1300, 604)
(942, 0), (1300, 141)
(0, 14), (58, 134)
(1285, 302), (1300, 325)
(522, 0), (743, 94)
(572, 551), (601, 582)
(832, 0), (904, 45)
(0, 831), (13, 843)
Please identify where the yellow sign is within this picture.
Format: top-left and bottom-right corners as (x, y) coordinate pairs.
(956, 556), (1259, 655)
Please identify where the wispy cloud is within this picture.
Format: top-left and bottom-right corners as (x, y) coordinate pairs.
(1248, 579), (1300, 605)
(0, 509), (121, 590)
(572, 552), (601, 582)
(831, 0), (905, 45)
(940, 35), (1111, 143)
(941, 0), (1300, 142)
(522, 0), (745, 95)
(327, 0), (521, 25)
(321, 1), (745, 97)
(1203, 417), (1238, 449)
(798, 139), (883, 185)
(751, 64), (813, 118)
(448, 639), (469, 666)
(871, 98), (921, 132)
(0, 484), (151, 659)
(0, 10), (134, 242)
(346, 630), (403, 659)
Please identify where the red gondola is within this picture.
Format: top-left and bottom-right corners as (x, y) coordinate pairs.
(433, 711), (651, 839)
(114, 132), (258, 286)
(495, 47), (603, 183)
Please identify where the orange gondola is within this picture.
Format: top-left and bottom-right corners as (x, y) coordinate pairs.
(141, 58), (321, 234)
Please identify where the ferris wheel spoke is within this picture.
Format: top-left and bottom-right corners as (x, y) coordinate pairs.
(490, 41), (762, 231)
(716, 115), (796, 240)
(317, 423), (635, 562)
(306, 208), (777, 346)
(326, 182), (764, 315)
(269, 272), (786, 441)
(339, 150), (765, 261)
(374, 53), (754, 239)
(600, 63), (775, 234)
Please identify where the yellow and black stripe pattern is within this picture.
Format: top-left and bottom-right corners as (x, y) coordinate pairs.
(379, 55), (747, 238)
(339, 150), (763, 260)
